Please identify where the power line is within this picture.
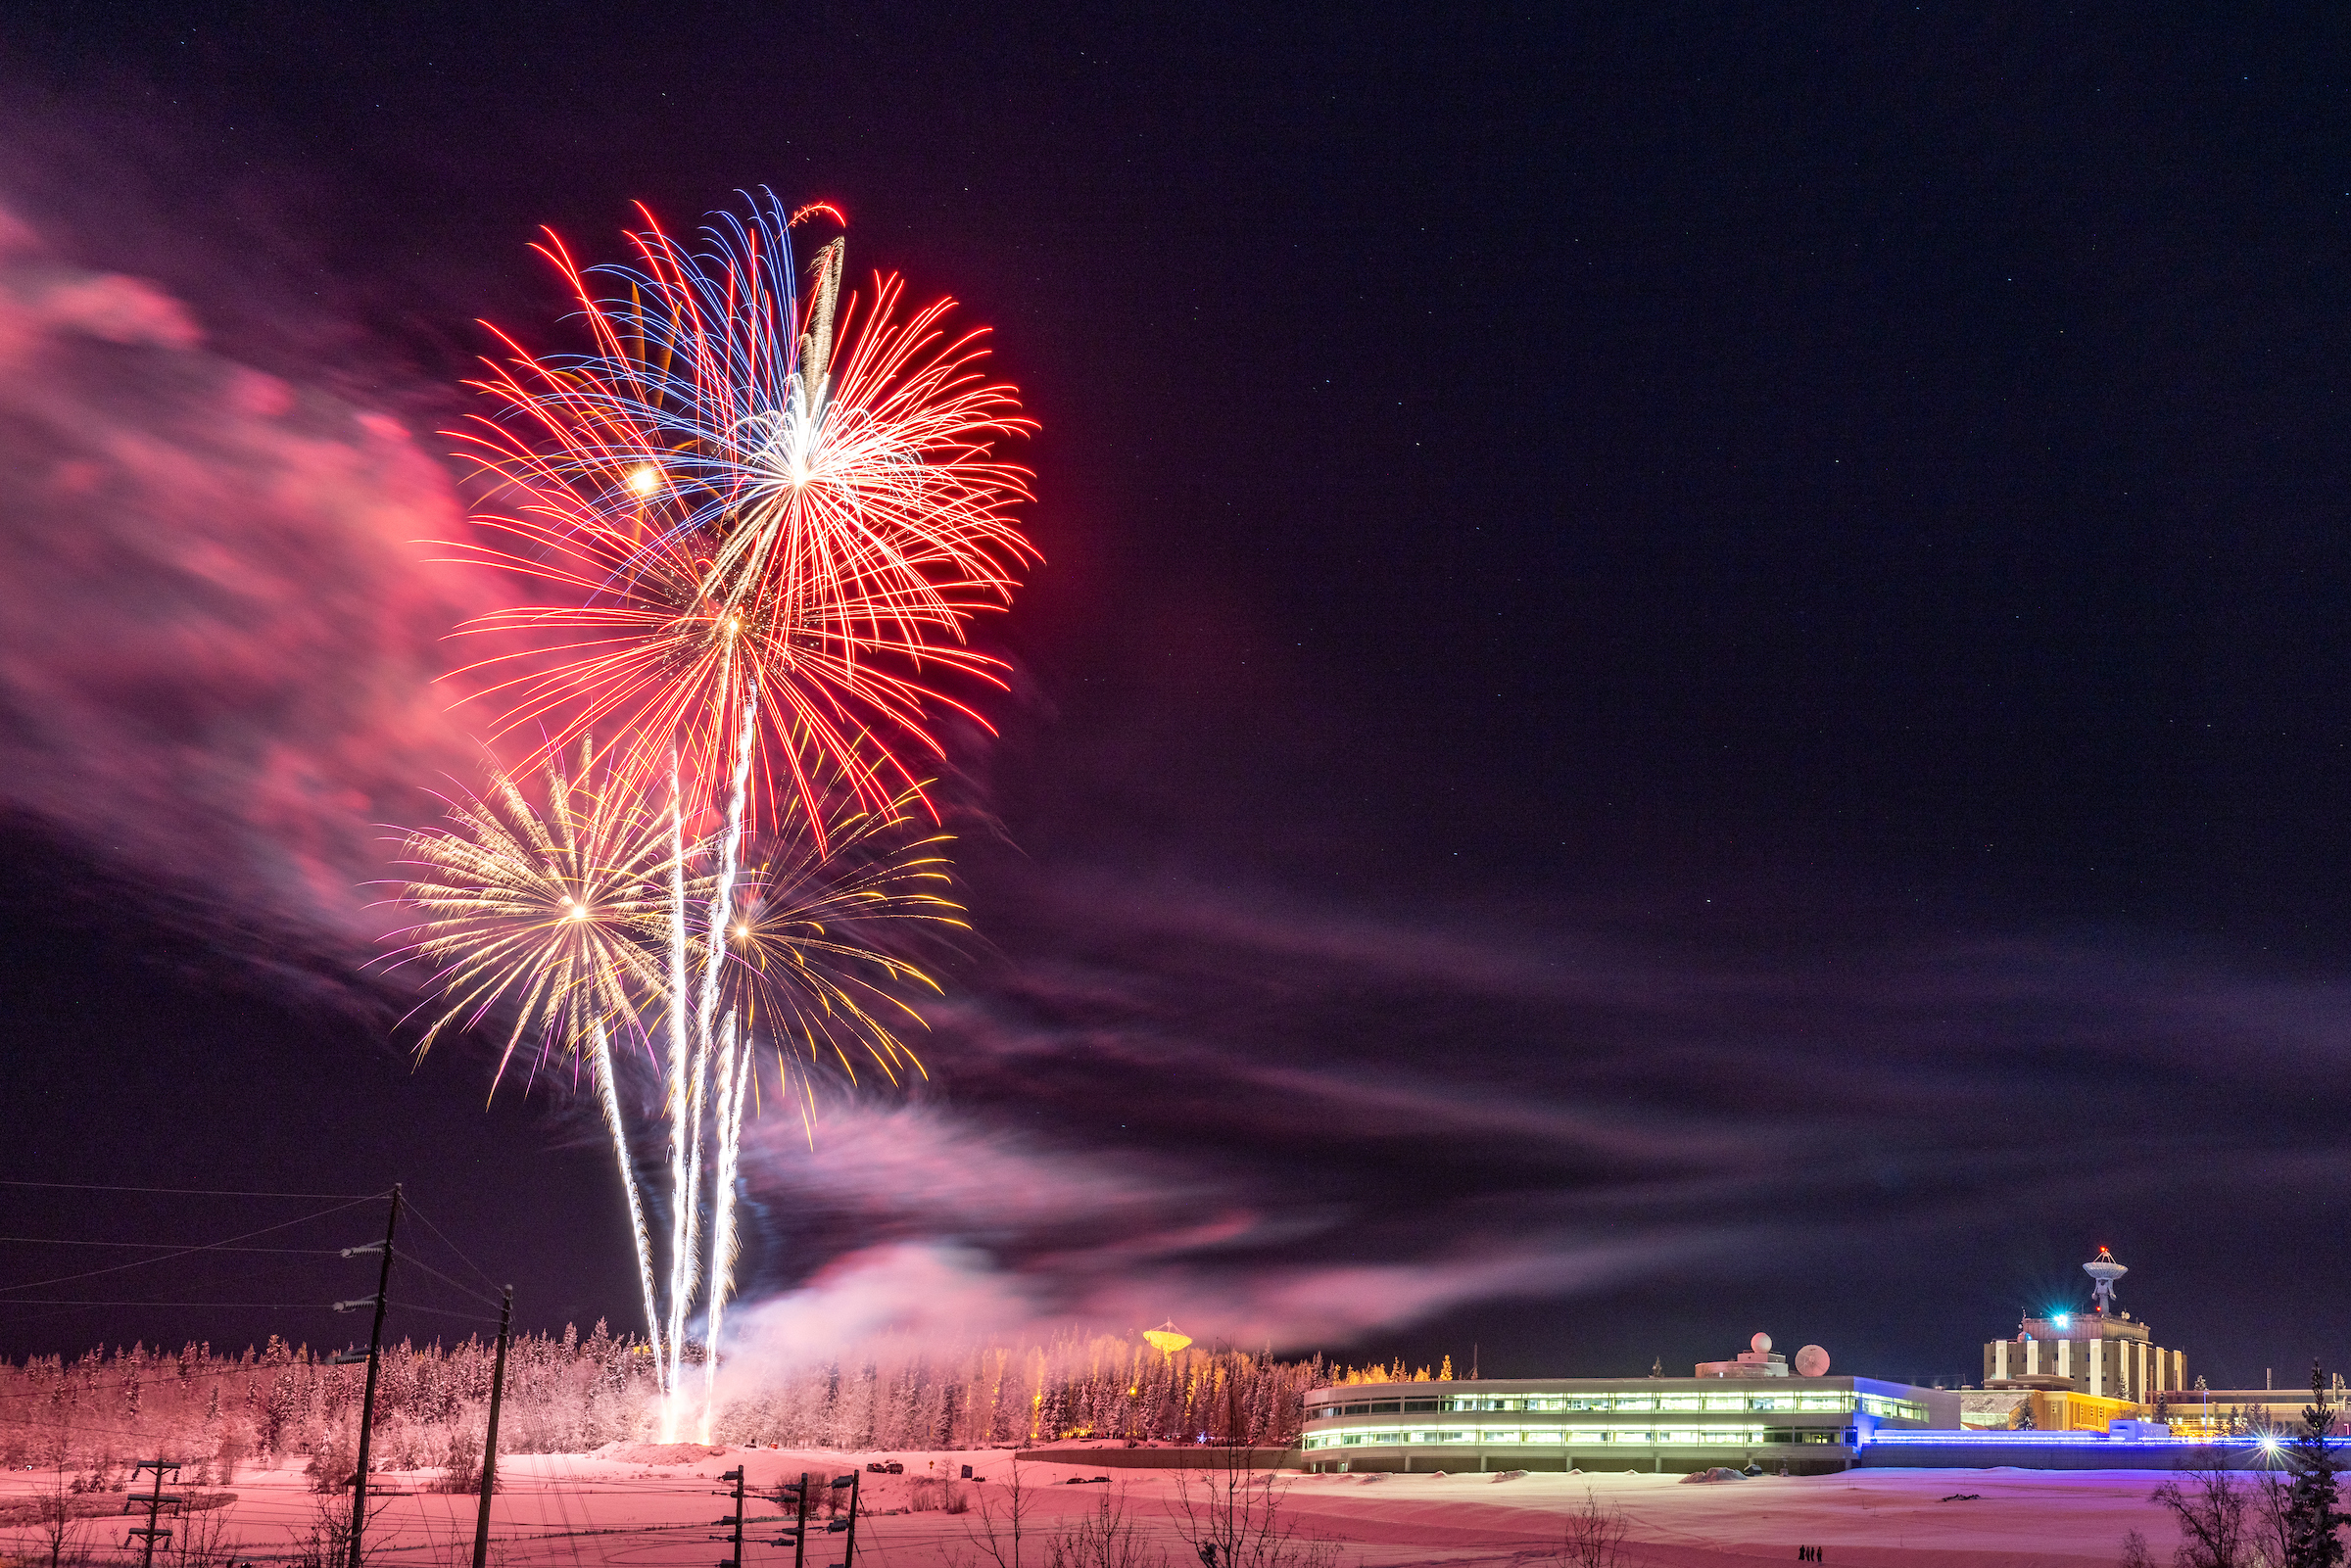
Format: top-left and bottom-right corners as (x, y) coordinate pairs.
(0, 1238), (348, 1254)
(397, 1199), (502, 1295)
(389, 1249), (505, 1311)
(0, 1198), (376, 1297)
(0, 1300), (360, 1308)
(0, 1181), (383, 1200)
(0, 1242), (506, 1310)
(383, 1301), (506, 1326)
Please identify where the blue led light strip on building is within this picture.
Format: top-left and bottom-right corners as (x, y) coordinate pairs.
(1862, 1432), (2351, 1449)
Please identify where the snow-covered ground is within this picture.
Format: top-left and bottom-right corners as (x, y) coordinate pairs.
(0, 1446), (2186, 1566)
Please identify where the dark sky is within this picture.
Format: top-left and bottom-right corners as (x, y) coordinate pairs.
(1, 4), (2347, 1393)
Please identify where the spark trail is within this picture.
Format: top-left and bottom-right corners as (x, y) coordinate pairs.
(700, 1007), (749, 1442)
(590, 1016), (666, 1382)
(662, 759), (693, 1399)
(662, 687), (759, 1436)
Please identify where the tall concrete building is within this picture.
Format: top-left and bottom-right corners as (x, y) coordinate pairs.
(1981, 1247), (2185, 1406)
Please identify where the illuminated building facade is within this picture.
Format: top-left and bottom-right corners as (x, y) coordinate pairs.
(1298, 1336), (1957, 1476)
(1979, 1248), (2185, 1418)
(2163, 1381), (2351, 1440)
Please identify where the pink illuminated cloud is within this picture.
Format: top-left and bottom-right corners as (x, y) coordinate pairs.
(0, 204), (515, 964)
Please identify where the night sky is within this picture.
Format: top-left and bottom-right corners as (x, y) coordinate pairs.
(2, 5), (2347, 1393)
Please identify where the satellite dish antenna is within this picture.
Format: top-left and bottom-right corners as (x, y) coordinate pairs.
(1141, 1320), (1192, 1356)
(2084, 1247), (2129, 1315)
(1794, 1345), (1831, 1378)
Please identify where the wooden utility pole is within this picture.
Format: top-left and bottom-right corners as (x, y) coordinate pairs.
(123, 1459), (181, 1568)
(770, 1472), (810, 1568)
(831, 1470), (861, 1567)
(470, 1285), (512, 1568)
(713, 1465), (748, 1568)
(343, 1185), (402, 1568)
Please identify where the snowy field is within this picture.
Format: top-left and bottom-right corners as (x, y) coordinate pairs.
(0, 1445), (2186, 1567)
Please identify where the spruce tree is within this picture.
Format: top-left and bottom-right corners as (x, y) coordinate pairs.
(2284, 1359), (2347, 1568)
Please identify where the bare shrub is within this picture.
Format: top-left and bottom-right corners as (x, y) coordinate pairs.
(287, 1494), (355, 1568)
(306, 1423), (358, 1494)
(2248, 1469), (2298, 1568)
(31, 1470), (89, 1568)
(426, 1424), (484, 1495)
(1046, 1486), (1166, 1568)
(435, 1539), (511, 1568)
(1170, 1450), (1340, 1568)
(911, 1476), (970, 1512)
(2150, 1465), (2254, 1568)
(165, 1499), (232, 1568)
(2118, 1529), (2156, 1568)
(1561, 1489), (1629, 1567)
(284, 1492), (391, 1568)
(954, 1463), (1039, 1568)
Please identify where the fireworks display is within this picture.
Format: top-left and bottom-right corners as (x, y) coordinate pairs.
(450, 189), (1036, 829)
(384, 741), (675, 1387)
(389, 191), (1032, 1439)
(387, 741), (670, 1083)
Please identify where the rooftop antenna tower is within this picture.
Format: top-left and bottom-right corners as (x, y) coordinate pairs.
(2084, 1246), (2128, 1315)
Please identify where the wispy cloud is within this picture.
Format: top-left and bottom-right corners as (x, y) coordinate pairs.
(721, 868), (2351, 1359)
(0, 202), (503, 965)
(3, 198), (2342, 1377)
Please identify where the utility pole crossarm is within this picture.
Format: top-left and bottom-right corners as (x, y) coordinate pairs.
(127, 1459), (182, 1568)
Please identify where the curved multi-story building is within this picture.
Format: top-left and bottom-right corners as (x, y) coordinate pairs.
(1298, 1337), (1958, 1476)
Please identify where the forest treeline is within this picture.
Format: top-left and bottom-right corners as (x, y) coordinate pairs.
(0, 1326), (1449, 1477)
